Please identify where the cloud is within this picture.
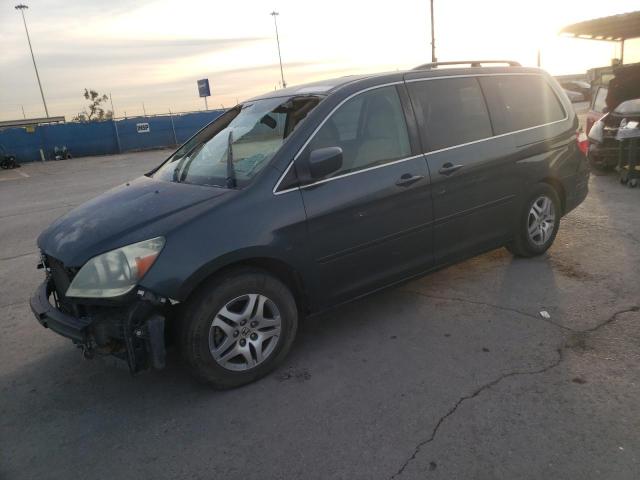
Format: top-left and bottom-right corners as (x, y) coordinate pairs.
(4, 37), (269, 69)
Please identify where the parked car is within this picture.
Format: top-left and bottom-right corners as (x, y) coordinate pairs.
(588, 63), (640, 171)
(560, 80), (592, 102)
(563, 89), (585, 103)
(588, 99), (640, 171)
(31, 62), (589, 388)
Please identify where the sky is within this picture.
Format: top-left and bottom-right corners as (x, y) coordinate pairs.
(0, 0), (638, 121)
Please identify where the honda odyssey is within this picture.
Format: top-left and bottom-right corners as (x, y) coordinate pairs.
(31, 61), (589, 388)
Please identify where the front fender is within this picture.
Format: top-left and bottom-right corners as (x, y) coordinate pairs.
(174, 246), (302, 301)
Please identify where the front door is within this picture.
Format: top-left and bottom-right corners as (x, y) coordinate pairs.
(296, 85), (434, 308)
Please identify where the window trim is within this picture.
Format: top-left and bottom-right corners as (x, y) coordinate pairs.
(273, 73), (569, 195)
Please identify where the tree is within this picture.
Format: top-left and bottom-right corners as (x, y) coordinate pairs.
(73, 89), (113, 122)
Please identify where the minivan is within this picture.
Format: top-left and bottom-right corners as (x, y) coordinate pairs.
(31, 61), (589, 388)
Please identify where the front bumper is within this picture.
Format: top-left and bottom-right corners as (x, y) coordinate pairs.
(30, 278), (168, 373)
(30, 280), (92, 342)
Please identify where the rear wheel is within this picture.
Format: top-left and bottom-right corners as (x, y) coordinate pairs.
(179, 268), (298, 388)
(507, 184), (560, 257)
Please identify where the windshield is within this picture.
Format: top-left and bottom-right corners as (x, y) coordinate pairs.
(153, 96), (320, 188)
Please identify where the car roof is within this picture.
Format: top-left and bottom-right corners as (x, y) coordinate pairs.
(248, 66), (547, 101)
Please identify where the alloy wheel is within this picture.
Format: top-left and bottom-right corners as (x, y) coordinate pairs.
(527, 195), (556, 246)
(208, 293), (282, 371)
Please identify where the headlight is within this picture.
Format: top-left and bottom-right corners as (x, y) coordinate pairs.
(66, 237), (165, 298)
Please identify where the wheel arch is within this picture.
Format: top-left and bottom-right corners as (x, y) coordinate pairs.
(541, 177), (566, 214)
(179, 252), (310, 314)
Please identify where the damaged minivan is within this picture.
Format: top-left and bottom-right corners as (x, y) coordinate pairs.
(31, 62), (589, 388)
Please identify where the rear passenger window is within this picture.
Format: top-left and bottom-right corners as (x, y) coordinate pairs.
(479, 75), (565, 134)
(306, 86), (411, 177)
(408, 77), (492, 152)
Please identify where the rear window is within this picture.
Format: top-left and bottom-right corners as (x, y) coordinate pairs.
(407, 77), (492, 151)
(479, 75), (566, 134)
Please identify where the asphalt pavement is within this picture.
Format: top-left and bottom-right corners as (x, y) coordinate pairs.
(1, 150), (639, 479)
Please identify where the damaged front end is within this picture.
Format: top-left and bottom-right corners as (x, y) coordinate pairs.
(30, 253), (172, 374)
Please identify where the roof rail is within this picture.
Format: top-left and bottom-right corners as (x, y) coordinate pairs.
(412, 60), (522, 70)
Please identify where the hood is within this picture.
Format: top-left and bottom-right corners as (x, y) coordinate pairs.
(38, 175), (230, 266)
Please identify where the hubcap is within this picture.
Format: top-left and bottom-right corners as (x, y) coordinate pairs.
(528, 195), (556, 246)
(208, 293), (282, 371)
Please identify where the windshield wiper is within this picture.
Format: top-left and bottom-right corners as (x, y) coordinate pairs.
(225, 130), (237, 188)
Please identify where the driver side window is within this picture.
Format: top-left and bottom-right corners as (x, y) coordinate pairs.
(307, 86), (411, 178)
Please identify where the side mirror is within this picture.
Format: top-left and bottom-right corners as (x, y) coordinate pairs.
(308, 147), (343, 179)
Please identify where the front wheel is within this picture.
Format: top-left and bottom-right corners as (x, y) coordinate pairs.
(179, 268), (298, 389)
(506, 184), (561, 257)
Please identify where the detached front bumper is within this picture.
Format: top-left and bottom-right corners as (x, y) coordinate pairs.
(30, 279), (168, 373)
(30, 280), (92, 342)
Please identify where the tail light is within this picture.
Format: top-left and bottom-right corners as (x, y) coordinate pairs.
(586, 118), (594, 134)
(576, 129), (589, 155)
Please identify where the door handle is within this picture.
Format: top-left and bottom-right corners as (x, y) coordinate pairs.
(395, 174), (424, 187)
(438, 163), (464, 175)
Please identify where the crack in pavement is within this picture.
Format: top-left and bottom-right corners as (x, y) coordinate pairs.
(0, 251), (38, 262)
(0, 299), (28, 310)
(581, 305), (640, 333)
(399, 289), (573, 332)
(388, 303), (640, 479)
(0, 203), (79, 220)
(390, 348), (564, 479)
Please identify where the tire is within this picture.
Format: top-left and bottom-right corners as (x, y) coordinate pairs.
(506, 183), (561, 258)
(179, 268), (298, 389)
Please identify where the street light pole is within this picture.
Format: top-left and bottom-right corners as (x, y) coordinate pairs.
(430, 0), (436, 63)
(15, 4), (49, 118)
(269, 11), (287, 88)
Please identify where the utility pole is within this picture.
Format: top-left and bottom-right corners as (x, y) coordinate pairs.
(430, 0), (436, 63)
(270, 11), (286, 88)
(20, 105), (26, 119)
(109, 92), (116, 118)
(15, 4), (49, 117)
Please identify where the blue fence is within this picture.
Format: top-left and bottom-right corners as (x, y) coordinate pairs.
(0, 110), (225, 163)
